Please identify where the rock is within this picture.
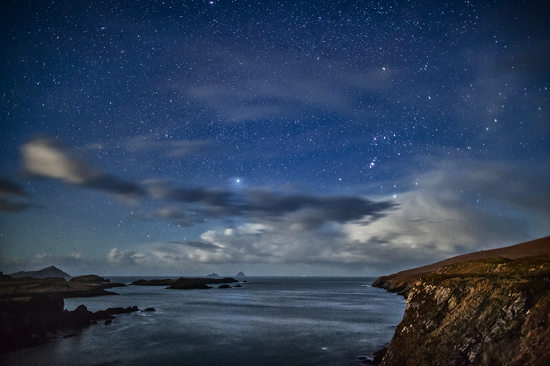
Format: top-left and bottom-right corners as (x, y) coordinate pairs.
(0, 297), (139, 354)
(377, 254), (550, 366)
(104, 306), (139, 315)
(104, 319), (112, 325)
(70, 275), (109, 283)
(234, 284), (242, 288)
(63, 333), (78, 339)
(218, 284), (231, 289)
(142, 307), (156, 312)
(134, 277), (238, 290)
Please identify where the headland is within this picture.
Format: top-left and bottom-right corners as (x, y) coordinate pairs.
(372, 236), (550, 366)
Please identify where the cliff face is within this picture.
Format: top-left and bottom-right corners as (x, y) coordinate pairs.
(378, 255), (550, 366)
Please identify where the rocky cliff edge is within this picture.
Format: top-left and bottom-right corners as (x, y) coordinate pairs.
(373, 243), (550, 366)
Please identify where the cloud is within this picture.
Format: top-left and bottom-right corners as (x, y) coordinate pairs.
(143, 179), (395, 230)
(107, 248), (144, 266)
(167, 240), (223, 251)
(242, 190), (396, 230)
(21, 137), (145, 201)
(185, 51), (390, 122)
(341, 158), (550, 270)
(0, 198), (33, 213)
(18, 137), (395, 229)
(123, 157), (550, 275)
(0, 179), (34, 213)
(0, 179), (30, 197)
(124, 134), (213, 158)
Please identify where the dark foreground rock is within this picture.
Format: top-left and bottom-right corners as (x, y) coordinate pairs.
(0, 296), (139, 354)
(132, 277), (238, 289)
(373, 249), (550, 366)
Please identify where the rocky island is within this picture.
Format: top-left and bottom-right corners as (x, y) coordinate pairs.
(132, 277), (239, 289)
(372, 236), (550, 366)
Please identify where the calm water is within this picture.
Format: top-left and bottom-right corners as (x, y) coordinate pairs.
(1, 277), (406, 366)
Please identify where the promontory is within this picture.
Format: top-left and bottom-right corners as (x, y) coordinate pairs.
(372, 236), (550, 366)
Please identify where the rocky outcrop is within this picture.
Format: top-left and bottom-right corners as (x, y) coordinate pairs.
(375, 255), (550, 366)
(70, 274), (126, 289)
(132, 277), (238, 289)
(0, 296), (139, 353)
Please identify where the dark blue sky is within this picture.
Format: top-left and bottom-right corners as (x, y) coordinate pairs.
(1, 0), (548, 276)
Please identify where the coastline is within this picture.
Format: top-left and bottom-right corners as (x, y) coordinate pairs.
(370, 236), (550, 366)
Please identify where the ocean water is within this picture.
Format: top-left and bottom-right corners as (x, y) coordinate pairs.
(1, 277), (406, 366)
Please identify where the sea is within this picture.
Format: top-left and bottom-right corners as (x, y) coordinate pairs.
(1, 277), (406, 366)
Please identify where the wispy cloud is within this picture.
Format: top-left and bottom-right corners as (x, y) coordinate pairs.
(124, 134), (213, 158)
(21, 137), (146, 201)
(0, 178), (34, 213)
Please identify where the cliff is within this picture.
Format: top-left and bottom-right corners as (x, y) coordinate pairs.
(372, 236), (550, 366)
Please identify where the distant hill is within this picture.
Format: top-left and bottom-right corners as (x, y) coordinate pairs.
(235, 271), (245, 277)
(9, 265), (71, 280)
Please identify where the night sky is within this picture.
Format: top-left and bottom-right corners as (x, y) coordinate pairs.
(1, 0), (549, 277)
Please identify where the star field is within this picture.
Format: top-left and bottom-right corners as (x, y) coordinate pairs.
(0, 0), (548, 276)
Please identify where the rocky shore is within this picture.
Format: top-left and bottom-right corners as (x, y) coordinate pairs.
(0, 271), (138, 354)
(0, 296), (140, 353)
(371, 236), (550, 366)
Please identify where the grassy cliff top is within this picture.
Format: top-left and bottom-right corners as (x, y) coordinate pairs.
(373, 236), (550, 295)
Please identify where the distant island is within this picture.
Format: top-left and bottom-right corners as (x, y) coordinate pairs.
(9, 265), (71, 280)
(132, 277), (239, 289)
(371, 236), (550, 366)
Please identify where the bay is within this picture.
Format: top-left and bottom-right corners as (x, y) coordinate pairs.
(0, 277), (406, 366)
